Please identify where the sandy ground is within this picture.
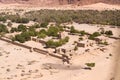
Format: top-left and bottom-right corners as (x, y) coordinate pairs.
(0, 38), (119, 80)
(0, 3), (120, 14)
(67, 22), (120, 37)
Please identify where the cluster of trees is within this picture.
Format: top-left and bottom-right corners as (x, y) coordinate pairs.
(12, 24), (64, 43)
(46, 36), (69, 48)
(12, 32), (31, 43)
(11, 17), (29, 23)
(10, 24), (27, 33)
(1, 10), (120, 26)
(100, 30), (113, 36)
(105, 30), (113, 36)
(23, 10), (120, 26)
(12, 25), (39, 43)
(0, 14), (29, 23)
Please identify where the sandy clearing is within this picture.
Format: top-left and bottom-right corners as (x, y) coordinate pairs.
(0, 37), (119, 80)
(0, 3), (120, 15)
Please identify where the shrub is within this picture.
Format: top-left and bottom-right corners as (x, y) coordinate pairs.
(98, 41), (108, 45)
(88, 35), (95, 40)
(46, 36), (69, 48)
(0, 16), (6, 22)
(79, 37), (83, 41)
(15, 18), (29, 23)
(46, 39), (55, 48)
(39, 29), (47, 34)
(37, 33), (46, 39)
(74, 46), (78, 51)
(92, 32), (101, 37)
(7, 22), (12, 27)
(47, 26), (59, 37)
(14, 31), (31, 43)
(105, 30), (113, 36)
(88, 32), (101, 40)
(15, 34), (26, 43)
(85, 63), (95, 67)
(33, 23), (40, 28)
(28, 31), (36, 36)
(70, 26), (79, 34)
(10, 28), (17, 33)
(11, 37), (16, 42)
(79, 31), (86, 36)
(40, 22), (48, 28)
(0, 24), (8, 33)
(64, 36), (69, 42)
(17, 24), (27, 32)
(21, 32), (31, 41)
(58, 25), (64, 32)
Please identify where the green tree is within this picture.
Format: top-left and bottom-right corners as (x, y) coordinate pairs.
(17, 24), (27, 32)
(0, 16), (6, 22)
(21, 32), (31, 41)
(15, 34), (26, 43)
(80, 31), (86, 36)
(37, 33), (46, 39)
(40, 22), (48, 28)
(92, 32), (101, 37)
(89, 32), (101, 40)
(33, 23), (40, 28)
(70, 26), (79, 33)
(47, 26), (59, 37)
(105, 30), (113, 36)
(46, 39), (54, 48)
(39, 29), (47, 34)
(0, 24), (8, 33)
(10, 27), (17, 33)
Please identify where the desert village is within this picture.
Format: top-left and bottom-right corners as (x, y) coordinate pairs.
(0, 17), (120, 80)
(0, 1), (120, 80)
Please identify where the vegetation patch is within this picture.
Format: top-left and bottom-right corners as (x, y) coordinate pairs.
(46, 36), (69, 48)
(85, 63), (95, 67)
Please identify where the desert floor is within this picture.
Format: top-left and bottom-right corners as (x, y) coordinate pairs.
(0, 36), (119, 80)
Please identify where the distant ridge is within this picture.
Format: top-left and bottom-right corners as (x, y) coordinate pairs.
(0, 0), (120, 6)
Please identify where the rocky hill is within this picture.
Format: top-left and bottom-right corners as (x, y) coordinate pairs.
(0, 0), (120, 6)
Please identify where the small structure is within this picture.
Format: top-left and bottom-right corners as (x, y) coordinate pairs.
(31, 37), (46, 44)
(56, 44), (75, 60)
(57, 45), (74, 54)
(58, 31), (66, 39)
(94, 36), (108, 43)
(77, 40), (94, 47)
